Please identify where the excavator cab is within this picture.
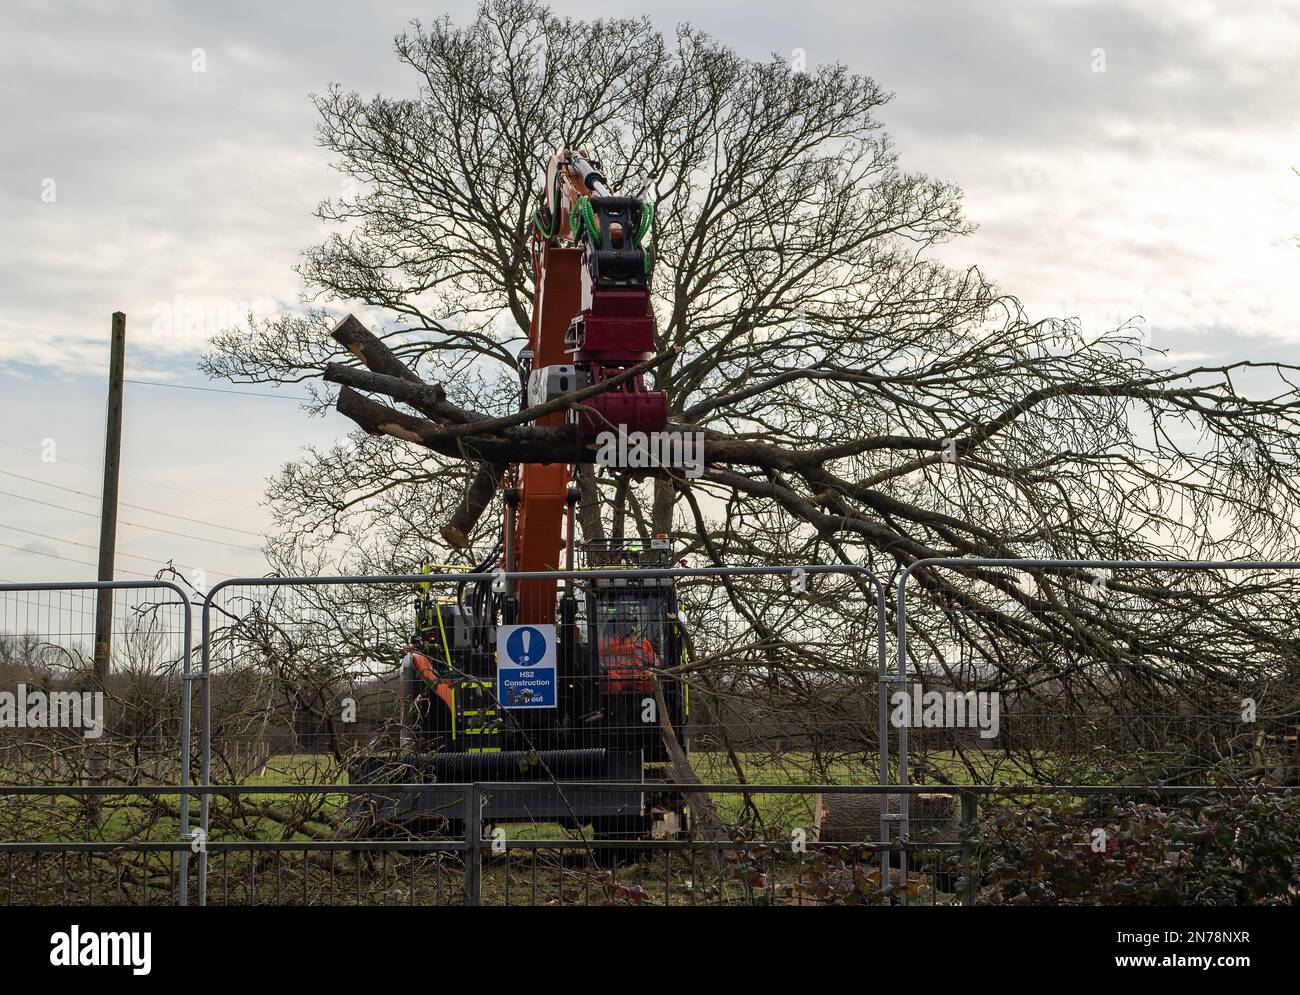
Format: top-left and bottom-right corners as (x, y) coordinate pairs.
(579, 538), (687, 762)
(594, 595), (664, 691)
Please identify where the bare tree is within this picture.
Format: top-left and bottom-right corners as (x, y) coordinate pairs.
(204, 0), (1300, 784)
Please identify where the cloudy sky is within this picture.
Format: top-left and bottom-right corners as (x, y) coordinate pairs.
(0, 0), (1297, 585)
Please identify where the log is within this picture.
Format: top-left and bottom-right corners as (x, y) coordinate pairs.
(331, 314), (423, 383)
(814, 792), (957, 844)
(335, 386), (575, 463)
(441, 461), (505, 548)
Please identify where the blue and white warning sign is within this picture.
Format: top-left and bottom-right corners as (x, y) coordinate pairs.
(496, 623), (557, 708)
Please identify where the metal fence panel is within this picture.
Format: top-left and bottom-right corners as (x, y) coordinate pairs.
(0, 581), (194, 905)
(10, 560), (1297, 906)
(890, 558), (1300, 901)
(194, 565), (886, 905)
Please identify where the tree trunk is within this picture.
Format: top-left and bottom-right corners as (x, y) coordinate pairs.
(652, 679), (726, 872)
(575, 466), (605, 543)
(441, 461), (504, 548)
(814, 792), (957, 844)
(651, 475), (675, 535)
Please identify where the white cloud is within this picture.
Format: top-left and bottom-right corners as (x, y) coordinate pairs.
(1, 0), (1297, 581)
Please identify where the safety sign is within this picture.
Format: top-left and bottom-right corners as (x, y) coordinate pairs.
(496, 624), (557, 708)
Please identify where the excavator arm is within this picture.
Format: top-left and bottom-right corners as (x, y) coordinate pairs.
(505, 149), (665, 625)
(357, 153), (687, 831)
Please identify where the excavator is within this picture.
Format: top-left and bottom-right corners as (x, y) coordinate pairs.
(354, 150), (689, 843)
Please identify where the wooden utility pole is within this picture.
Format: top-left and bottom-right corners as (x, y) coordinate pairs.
(93, 311), (126, 683)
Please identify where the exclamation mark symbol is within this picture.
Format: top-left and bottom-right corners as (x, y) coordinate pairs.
(520, 628), (532, 662)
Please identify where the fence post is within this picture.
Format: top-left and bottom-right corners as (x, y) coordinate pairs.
(464, 783), (482, 906)
(876, 575), (892, 893)
(960, 791), (976, 907)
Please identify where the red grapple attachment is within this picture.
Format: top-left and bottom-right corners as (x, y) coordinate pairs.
(564, 200), (667, 439)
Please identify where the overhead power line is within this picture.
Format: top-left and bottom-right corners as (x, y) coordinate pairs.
(0, 469), (356, 562)
(0, 469), (268, 539)
(0, 540), (155, 578)
(123, 378), (314, 401)
(0, 439), (260, 510)
(0, 523), (231, 578)
(0, 488), (265, 553)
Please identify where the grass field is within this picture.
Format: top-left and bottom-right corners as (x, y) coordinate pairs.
(0, 747), (1191, 905)
(0, 746), (1080, 841)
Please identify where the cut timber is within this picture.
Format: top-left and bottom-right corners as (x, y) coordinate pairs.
(442, 461), (505, 547)
(814, 792), (957, 844)
(331, 314), (422, 383)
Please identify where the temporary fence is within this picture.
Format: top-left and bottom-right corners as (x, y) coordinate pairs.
(3, 560), (1298, 905)
(0, 580), (195, 903)
(887, 558), (1300, 899)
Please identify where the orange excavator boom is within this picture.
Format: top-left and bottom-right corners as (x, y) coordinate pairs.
(504, 150), (663, 625)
